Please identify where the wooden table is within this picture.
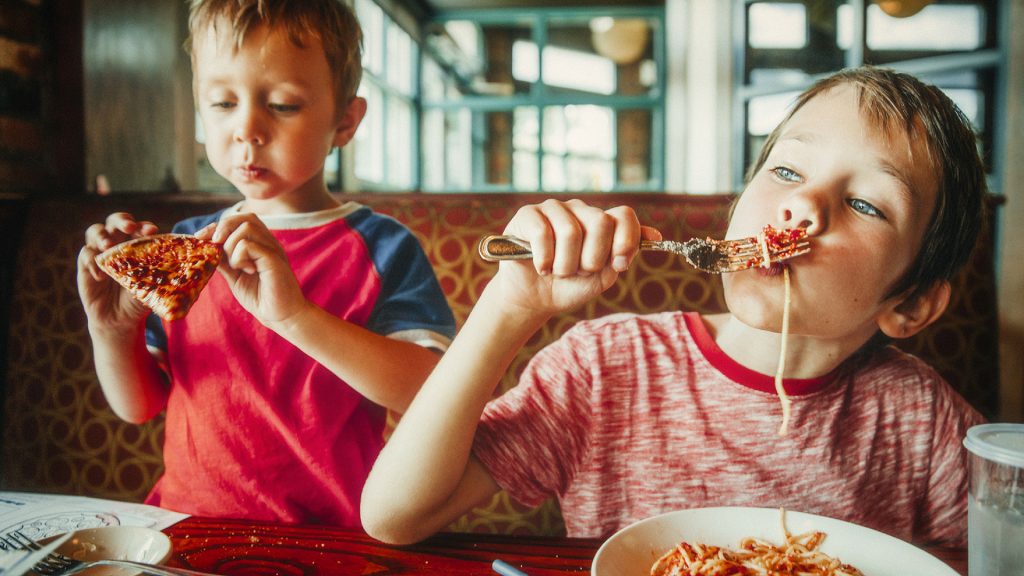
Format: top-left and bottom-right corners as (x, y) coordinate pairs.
(163, 517), (967, 575)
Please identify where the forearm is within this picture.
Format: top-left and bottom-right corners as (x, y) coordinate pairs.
(361, 283), (547, 542)
(270, 303), (442, 413)
(88, 320), (169, 424)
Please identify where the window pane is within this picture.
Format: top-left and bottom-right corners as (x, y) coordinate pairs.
(616, 108), (651, 187)
(866, 4), (984, 51)
(386, 96), (413, 188)
(546, 17), (658, 97)
(422, 57), (446, 100)
(421, 109), (445, 190)
(324, 148), (341, 189)
(387, 21), (415, 95)
(749, 2), (807, 49)
(747, 91), (799, 136)
(354, 82), (384, 183)
(355, 0), (384, 76)
(514, 151), (540, 191)
(421, 108), (472, 191)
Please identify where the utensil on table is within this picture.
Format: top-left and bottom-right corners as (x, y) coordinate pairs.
(478, 227), (810, 274)
(0, 531), (71, 576)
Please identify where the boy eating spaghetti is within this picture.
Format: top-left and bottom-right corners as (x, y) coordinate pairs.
(361, 66), (986, 547)
(76, 0), (455, 526)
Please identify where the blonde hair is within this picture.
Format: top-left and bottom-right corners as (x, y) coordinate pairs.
(187, 0), (363, 108)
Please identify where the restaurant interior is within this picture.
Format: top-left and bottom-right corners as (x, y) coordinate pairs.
(0, 0), (1022, 573)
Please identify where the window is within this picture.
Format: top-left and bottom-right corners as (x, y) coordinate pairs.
(420, 7), (665, 193)
(735, 0), (1002, 189)
(342, 0), (418, 191)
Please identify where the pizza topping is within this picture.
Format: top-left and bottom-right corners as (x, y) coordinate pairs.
(95, 234), (221, 321)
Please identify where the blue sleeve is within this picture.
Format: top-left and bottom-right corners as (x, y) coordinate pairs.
(144, 210), (228, 352)
(349, 210), (456, 341)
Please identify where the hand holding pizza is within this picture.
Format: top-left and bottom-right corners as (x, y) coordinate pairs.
(77, 212), (162, 332)
(198, 213), (309, 328)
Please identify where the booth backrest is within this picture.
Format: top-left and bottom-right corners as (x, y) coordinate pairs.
(0, 192), (999, 535)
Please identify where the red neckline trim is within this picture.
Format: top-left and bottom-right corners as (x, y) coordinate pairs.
(683, 312), (836, 396)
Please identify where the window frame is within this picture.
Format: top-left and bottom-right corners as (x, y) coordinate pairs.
(731, 0), (1007, 192)
(420, 6), (667, 194)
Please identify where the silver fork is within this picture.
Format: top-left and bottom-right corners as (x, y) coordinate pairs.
(0, 530), (76, 575)
(0, 531), (218, 576)
(477, 229), (810, 273)
(53, 559), (219, 576)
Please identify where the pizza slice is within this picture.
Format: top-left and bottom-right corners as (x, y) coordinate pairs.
(95, 233), (222, 321)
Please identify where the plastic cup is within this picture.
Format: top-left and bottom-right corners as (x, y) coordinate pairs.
(963, 423), (1024, 576)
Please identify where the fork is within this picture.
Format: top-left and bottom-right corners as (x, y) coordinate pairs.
(0, 531), (217, 576)
(477, 227), (810, 273)
(50, 559), (219, 576)
(0, 531), (76, 575)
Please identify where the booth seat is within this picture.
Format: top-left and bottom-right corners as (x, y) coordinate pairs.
(0, 192), (1000, 536)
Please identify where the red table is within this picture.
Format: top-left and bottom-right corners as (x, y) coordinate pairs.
(163, 517), (967, 575)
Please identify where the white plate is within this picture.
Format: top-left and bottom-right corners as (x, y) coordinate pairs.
(41, 526), (172, 575)
(592, 507), (957, 576)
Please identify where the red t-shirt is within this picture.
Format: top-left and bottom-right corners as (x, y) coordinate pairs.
(473, 311), (983, 545)
(144, 203), (454, 526)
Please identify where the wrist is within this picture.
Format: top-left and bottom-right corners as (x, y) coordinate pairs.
(264, 299), (318, 338)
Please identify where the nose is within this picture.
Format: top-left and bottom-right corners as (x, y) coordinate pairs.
(233, 105), (266, 146)
(777, 187), (828, 236)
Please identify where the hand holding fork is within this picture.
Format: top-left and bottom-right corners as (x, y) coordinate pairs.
(479, 224), (810, 273)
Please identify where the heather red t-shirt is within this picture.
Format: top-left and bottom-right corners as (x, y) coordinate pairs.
(473, 311), (983, 546)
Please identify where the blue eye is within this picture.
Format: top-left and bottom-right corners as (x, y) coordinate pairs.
(849, 198), (885, 219)
(770, 166), (801, 183)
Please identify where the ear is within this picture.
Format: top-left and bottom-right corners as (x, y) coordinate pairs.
(331, 96), (367, 149)
(877, 280), (951, 339)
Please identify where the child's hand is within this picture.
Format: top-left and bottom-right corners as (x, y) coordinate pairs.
(494, 199), (660, 316)
(77, 213), (160, 331)
(198, 214), (308, 327)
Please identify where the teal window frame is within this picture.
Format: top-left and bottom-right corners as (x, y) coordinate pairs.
(421, 6), (667, 193)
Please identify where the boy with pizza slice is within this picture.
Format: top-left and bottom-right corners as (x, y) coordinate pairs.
(76, 0), (455, 527)
(361, 67), (988, 547)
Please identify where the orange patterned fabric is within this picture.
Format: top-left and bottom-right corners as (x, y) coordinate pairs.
(0, 193), (998, 536)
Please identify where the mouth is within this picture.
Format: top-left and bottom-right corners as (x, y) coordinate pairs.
(235, 165), (268, 180)
(756, 262), (788, 277)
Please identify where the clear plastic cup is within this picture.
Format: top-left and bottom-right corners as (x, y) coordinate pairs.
(963, 423), (1024, 576)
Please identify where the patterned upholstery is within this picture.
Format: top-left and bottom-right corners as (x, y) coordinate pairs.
(0, 192), (999, 536)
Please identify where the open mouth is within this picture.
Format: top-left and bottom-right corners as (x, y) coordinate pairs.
(757, 262), (787, 277)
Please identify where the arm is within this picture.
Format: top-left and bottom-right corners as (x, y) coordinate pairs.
(198, 214), (443, 413)
(361, 199), (657, 544)
(77, 213), (170, 423)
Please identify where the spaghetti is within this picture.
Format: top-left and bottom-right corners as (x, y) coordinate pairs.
(650, 509), (863, 576)
(775, 267), (792, 436)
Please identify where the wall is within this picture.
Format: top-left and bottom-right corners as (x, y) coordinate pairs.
(83, 0), (190, 193)
(0, 0), (83, 195)
(997, 0), (1024, 423)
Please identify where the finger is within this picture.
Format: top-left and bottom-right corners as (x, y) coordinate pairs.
(77, 245), (106, 282)
(136, 221), (159, 237)
(604, 205), (644, 272)
(505, 204), (556, 276)
(104, 212), (140, 235)
(572, 206), (617, 275)
(194, 222), (217, 241)
(537, 200), (584, 277)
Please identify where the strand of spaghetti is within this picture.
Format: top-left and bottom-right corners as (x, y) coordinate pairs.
(776, 267), (792, 436)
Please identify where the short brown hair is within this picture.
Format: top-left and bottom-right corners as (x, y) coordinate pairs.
(187, 0), (363, 109)
(746, 66), (987, 302)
